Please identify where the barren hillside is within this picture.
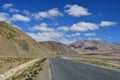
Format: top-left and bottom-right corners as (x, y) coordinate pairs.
(39, 41), (78, 55)
(0, 22), (46, 57)
(69, 40), (120, 56)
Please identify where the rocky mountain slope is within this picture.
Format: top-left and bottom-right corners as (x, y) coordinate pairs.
(0, 22), (46, 57)
(39, 41), (78, 55)
(69, 40), (120, 55)
(0, 21), (120, 57)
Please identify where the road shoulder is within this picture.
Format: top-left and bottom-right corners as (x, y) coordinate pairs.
(35, 59), (51, 80)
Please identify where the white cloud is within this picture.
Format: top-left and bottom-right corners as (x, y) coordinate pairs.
(57, 21), (118, 32)
(48, 8), (63, 17)
(88, 37), (101, 41)
(85, 32), (96, 36)
(26, 33), (42, 42)
(11, 14), (31, 22)
(37, 31), (63, 39)
(0, 12), (10, 23)
(28, 22), (75, 43)
(57, 26), (69, 31)
(26, 31), (63, 42)
(30, 23), (55, 32)
(65, 4), (91, 17)
(33, 8), (63, 20)
(70, 22), (99, 32)
(26, 31), (75, 44)
(58, 38), (75, 44)
(23, 10), (30, 16)
(100, 21), (117, 27)
(34, 12), (48, 19)
(66, 33), (81, 38)
(2, 3), (13, 9)
(10, 8), (20, 13)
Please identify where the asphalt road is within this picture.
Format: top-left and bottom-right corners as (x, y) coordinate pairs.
(49, 57), (120, 80)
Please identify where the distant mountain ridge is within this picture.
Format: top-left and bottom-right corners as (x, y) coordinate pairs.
(39, 41), (78, 55)
(69, 40), (120, 55)
(0, 22), (120, 57)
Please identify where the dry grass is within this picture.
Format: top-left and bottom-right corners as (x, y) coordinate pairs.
(11, 58), (47, 80)
(0, 57), (33, 74)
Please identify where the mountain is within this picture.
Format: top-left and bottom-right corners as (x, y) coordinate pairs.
(39, 41), (78, 55)
(69, 40), (120, 56)
(1, 22), (120, 57)
(0, 22), (46, 57)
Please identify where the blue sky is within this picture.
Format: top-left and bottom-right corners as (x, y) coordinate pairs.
(0, 0), (120, 44)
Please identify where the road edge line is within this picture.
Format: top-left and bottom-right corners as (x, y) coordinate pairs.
(48, 59), (52, 80)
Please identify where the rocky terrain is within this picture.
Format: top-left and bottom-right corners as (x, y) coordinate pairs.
(0, 22), (78, 57)
(39, 41), (78, 55)
(0, 22), (120, 80)
(0, 22), (46, 57)
(0, 21), (120, 57)
(69, 40), (120, 56)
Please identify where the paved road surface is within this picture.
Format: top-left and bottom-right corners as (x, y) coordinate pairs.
(49, 57), (120, 80)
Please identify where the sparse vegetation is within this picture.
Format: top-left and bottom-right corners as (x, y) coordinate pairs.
(0, 22), (20, 39)
(18, 40), (29, 52)
(0, 22), (30, 52)
(0, 57), (33, 73)
(0, 22), (46, 57)
(12, 58), (47, 80)
(0, 57), (32, 63)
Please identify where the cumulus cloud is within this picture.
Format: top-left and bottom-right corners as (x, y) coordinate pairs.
(2, 3), (20, 13)
(30, 23), (55, 32)
(26, 31), (75, 44)
(100, 21), (117, 27)
(33, 8), (63, 20)
(65, 4), (91, 17)
(38, 31), (63, 39)
(58, 38), (75, 44)
(2, 3), (13, 9)
(57, 26), (69, 31)
(0, 12), (10, 23)
(70, 22), (99, 32)
(26, 33), (42, 42)
(85, 32), (96, 36)
(10, 8), (20, 13)
(26, 31), (63, 42)
(66, 33), (81, 38)
(23, 10), (30, 16)
(48, 8), (63, 17)
(88, 37), (101, 41)
(56, 21), (118, 33)
(11, 14), (31, 22)
(28, 22), (72, 43)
